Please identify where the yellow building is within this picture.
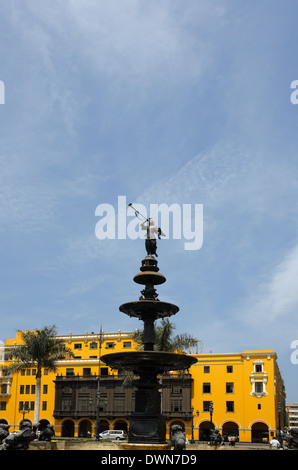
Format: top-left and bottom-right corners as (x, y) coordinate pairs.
(190, 350), (285, 442)
(0, 330), (286, 443)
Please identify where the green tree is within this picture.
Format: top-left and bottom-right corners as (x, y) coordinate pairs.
(123, 319), (199, 386)
(133, 318), (199, 352)
(7, 325), (74, 427)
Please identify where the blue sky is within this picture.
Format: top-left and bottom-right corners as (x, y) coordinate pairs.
(1, 1), (298, 402)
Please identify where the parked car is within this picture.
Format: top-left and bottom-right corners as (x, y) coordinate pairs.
(99, 430), (127, 440)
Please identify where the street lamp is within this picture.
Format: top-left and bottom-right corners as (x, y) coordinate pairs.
(277, 401), (282, 441)
(95, 327), (104, 441)
(209, 401), (213, 430)
(19, 403), (30, 426)
(190, 407), (199, 443)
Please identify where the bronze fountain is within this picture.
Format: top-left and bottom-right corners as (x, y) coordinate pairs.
(101, 216), (197, 445)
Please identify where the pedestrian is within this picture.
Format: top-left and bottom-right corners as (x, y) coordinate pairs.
(269, 436), (280, 449)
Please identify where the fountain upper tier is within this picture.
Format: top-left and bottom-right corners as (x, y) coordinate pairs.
(119, 255), (179, 321)
(133, 271), (166, 286)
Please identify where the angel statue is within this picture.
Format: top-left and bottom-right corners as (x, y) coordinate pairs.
(140, 218), (165, 257)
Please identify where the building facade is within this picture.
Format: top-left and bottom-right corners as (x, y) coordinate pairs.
(0, 330), (286, 442)
(190, 350), (286, 442)
(286, 403), (298, 428)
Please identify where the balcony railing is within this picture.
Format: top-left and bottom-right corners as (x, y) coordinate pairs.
(55, 374), (122, 381)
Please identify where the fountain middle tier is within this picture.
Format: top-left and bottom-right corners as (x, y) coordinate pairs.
(119, 300), (179, 319)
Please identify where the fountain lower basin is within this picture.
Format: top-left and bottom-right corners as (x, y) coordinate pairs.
(101, 350), (197, 373)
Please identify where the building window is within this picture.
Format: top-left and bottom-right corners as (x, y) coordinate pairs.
(62, 399), (72, 411)
(123, 341), (132, 348)
(226, 401), (234, 412)
(0, 401), (7, 411)
(226, 382), (234, 394)
(105, 342), (116, 349)
(250, 364), (268, 398)
(255, 382), (264, 394)
(79, 399), (90, 411)
(227, 366), (233, 373)
(25, 385), (30, 394)
(115, 399), (124, 411)
(171, 385), (182, 395)
(42, 401), (47, 411)
(203, 401), (212, 412)
(89, 341), (98, 349)
(170, 399), (182, 412)
(66, 368), (74, 376)
(20, 385), (24, 394)
(19, 401), (30, 411)
(31, 385), (36, 394)
(203, 383), (211, 394)
(43, 385), (48, 394)
(74, 343), (82, 350)
(204, 366), (210, 373)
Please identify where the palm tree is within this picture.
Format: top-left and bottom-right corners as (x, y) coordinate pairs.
(7, 325), (74, 427)
(133, 318), (199, 353)
(122, 319), (199, 386)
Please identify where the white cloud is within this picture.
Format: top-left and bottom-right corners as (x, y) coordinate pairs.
(0, 153), (59, 233)
(139, 140), (259, 209)
(248, 243), (298, 322)
(15, 0), (227, 102)
(67, 0), (213, 84)
(66, 274), (105, 296)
